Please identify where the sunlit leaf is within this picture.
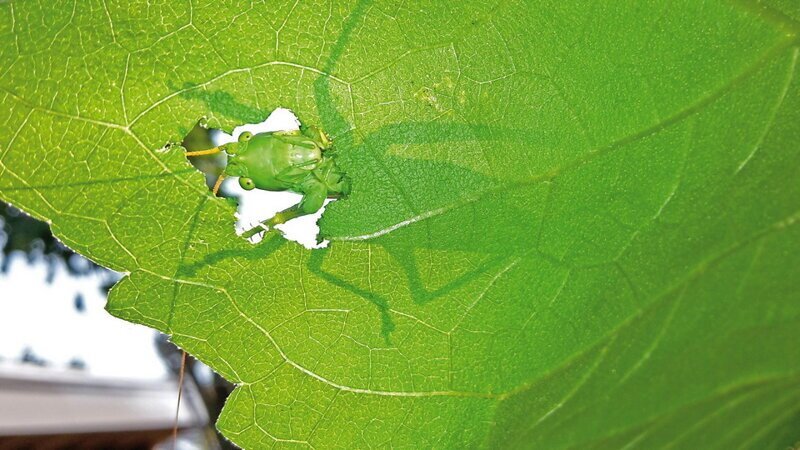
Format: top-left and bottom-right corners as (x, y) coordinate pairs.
(1, 1), (799, 448)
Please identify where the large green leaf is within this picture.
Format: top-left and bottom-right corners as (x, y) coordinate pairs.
(2, 1), (799, 448)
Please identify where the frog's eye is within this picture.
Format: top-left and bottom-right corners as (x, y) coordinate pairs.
(239, 177), (255, 191)
(238, 131), (253, 143)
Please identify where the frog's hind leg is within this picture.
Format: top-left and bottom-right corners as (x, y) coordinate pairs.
(241, 204), (304, 239)
(241, 181), (328, 239)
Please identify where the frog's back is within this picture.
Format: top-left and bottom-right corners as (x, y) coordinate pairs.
(240, 132), (321, 191)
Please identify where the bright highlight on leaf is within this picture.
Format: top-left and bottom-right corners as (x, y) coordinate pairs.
(1, 1), (799, 449)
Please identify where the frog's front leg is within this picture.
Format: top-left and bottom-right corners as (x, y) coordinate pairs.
(241, 180), (328, 239)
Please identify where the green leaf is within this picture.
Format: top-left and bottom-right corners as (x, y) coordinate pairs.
(2, 1), (799, 448)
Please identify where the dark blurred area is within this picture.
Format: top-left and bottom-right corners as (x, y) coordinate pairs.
(0, 202), (102, 284)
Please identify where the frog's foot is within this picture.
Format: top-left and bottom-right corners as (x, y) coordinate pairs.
(241, 222), (278, 240)
(241, 204), (308, 241)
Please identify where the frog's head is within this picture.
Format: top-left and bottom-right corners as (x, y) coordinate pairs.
(222, 131), (256, 190)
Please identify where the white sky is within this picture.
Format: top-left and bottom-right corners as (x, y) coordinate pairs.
(0, 253), (169, 380)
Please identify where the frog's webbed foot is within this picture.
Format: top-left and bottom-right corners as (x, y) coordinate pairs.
(241, 221), (282, 240)
(240, 204), (308, 240)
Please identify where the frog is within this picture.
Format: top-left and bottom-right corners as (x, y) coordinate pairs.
(185, 124), (351, 239)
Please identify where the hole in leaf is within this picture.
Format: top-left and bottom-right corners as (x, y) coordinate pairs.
(183, 108), (339, 249)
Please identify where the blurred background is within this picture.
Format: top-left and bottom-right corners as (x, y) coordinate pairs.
(0, 110), (327, 449)
(0, 200), (233, 450)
